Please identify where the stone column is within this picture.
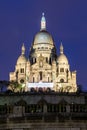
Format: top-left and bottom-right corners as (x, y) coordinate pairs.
(66, 105), (70, 113)
(43, 104), (47, 113)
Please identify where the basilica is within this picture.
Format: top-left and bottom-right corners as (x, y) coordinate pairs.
(9, 13), (77, 92)
(1, 14), (87, 130)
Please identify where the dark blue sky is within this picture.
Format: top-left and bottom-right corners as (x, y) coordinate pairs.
(0, 0), (87, 91)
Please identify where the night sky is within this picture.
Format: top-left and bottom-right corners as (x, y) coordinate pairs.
(0, 0), (87, 91)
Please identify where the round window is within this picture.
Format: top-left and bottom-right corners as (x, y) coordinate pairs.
(20, 79), (24, 83)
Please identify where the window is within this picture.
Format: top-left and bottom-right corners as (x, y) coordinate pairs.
(60, 79), (64, 83)
(41, 47), (44, 49)
(48, 77), (49, 82)
(45, 47), (48, 49)
(49, 57), (51, 64)
(20, 68), (24, 73)
(33, 77), (35, 82)
(33, 57), (36, 63)
(60, 68), (64, 72)
(46, 57), (48, 63)
(39, 72), (42, 80)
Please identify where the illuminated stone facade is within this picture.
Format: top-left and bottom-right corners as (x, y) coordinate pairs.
(9, 13), (77, 92)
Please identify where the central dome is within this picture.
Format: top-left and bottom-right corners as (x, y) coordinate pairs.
(33, 30), (54, 45)
(32, 13), (54, 46)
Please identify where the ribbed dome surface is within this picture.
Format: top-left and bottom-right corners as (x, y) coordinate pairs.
(33, 30), (54, 45)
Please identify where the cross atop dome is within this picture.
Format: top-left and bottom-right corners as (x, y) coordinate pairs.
(41, 12), (46, 31)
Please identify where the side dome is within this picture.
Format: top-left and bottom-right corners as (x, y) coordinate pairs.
(57, 43), (68, 64)
(33, 30), (54, 45)
(17, 44), (27, 64)
(17, 55), (27, 65)
(57, 54), (68, 64)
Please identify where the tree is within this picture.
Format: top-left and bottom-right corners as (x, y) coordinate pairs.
(9, 81), (22, 92)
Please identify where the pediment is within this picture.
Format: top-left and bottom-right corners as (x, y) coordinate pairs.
(14, 99), (27, 106)
(37, 99), (48, 105)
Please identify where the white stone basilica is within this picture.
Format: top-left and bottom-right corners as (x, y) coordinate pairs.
(9, 13), (77, 92)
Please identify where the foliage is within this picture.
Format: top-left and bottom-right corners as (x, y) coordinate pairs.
(9, 81), (23, 92)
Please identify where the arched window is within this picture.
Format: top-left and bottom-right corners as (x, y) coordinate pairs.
(39, 72), (42, 80)
(20, 79), (24, 83)
(20, 68), (24, 73)
(33, 77), (35, 82)
(35, 58), (36, 63)
(49, 57), (51, 64)
(46, 57), (48, 63)
(60, 68), (64, 72)
(33, 57), (36, 63)
(60, 79), (64, 83)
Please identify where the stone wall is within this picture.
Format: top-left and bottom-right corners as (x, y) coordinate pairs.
(0, 121), (87, 130)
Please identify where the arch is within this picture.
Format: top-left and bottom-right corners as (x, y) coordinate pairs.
(15, 99), (27, 106)
(60, 78), (64, 83)
(47, 87), (51, 92)
(58, 99), (68, 105)
(37, 99), (48, 105)
(20, 79), (24, 83)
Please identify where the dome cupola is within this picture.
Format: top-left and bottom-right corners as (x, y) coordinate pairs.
(57, 43), (68, 65)
(33, 30), (54, 45)
(32, 13), (54, 46)
(29, 13), (57, 60)
(17, 44), (27, 64)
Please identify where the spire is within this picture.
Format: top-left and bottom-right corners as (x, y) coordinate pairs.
(60, 42), (64, 54)
(41, 12), (46, 30)
(21, 43), (25, 55)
